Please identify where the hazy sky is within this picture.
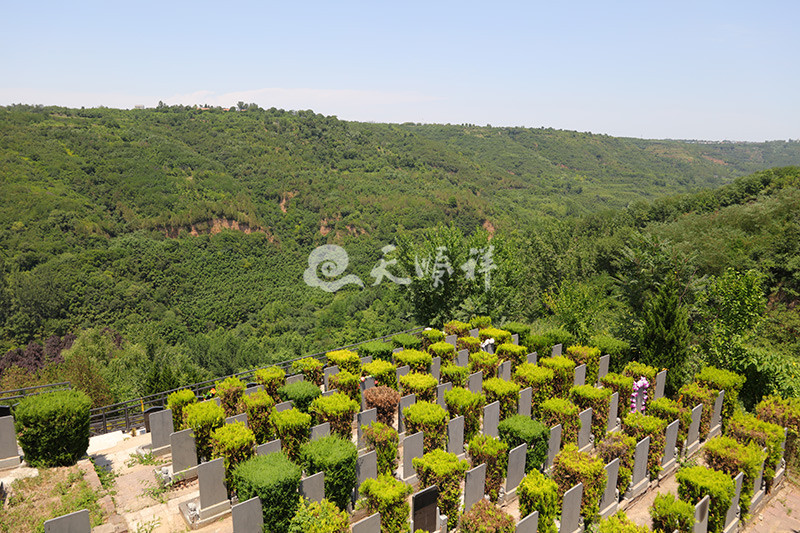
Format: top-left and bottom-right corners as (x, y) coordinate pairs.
(2, 1), (798, 141)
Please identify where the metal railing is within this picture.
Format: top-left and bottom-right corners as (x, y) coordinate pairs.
(88, 326), (424, 436)
(0, 381), (72, 407)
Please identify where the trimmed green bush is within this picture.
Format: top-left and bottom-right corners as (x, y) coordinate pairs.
(622, 412), (668, 480)
(728, 412), (785, 489)
(445, 386), (485, 441)
(599, 511), (651, 533)
(502, 322), (531, 344)
(362, 422), (399, 475)
(469, 350), (499, 379)
(13, 390), (91, 467)
(360, 473), (413, 533)
(648, 397), (688, 443)
(394, 349), (432, 373)
(279, 380), (322, 413)
(496, 343), (528, 370)
(704, 435), (765, 514)
(541, 397), (580, 443)
(622, 361), (658, 383)
(167, 389), (197, 431)
(479, 327), (512, 345)
(678, 382), (715, 440)
(255, 366), (286, 400)
(589, 334), (631, 367)
(650, 492), (693, 533)
(272, 407), (311, 462)
(211, 421), (256, 487)
(420, 328), (445, 348)
(309, 392), (359, 439)
(498, 414), (549, 472)
(329, 370), (360, 404)
(458, 335), (482, 354)
(412, 449), (469, 530)
(216, 376), (246, 417)
(676, 465), (734, 533)
(440, 363), (469, 387)
(184, 400), (225, 462)
(597, 432), (636, 496)
(756, 395), (799, 471)
(539, 356), (576, 397)
(326, 349), (361, 374)
(444, 320), (472, 337)
(552, 444), (607, 522)
(566, 345), (602, 386)
(399, 372), (438, 402)
(392, 333), (422, 350)
(470, 315), (492, 329)
(460, 498), (515, 533)
(483, 377), (521, 420)
(695, 366), (745, 432)
(300, 435), (357, 512)
(364, 385), (401, 426)
(429, 341), (456, 361)
(288, 497), (348, 533)
(358, 340), (394, 362)
(527, 328), (576, 357)
(404, 401), (448, 453)
(514, 363), (554, 417)
(232, 452), (302, 533)
(600, 372), (634, 409)
(242, 389), (275, 444)
(518, 469), (559, 533)
(363, 359), (397, 389)
(570, 384), (612, 442)
(291, 357), (324, 387)
(467, 434), (508, 502)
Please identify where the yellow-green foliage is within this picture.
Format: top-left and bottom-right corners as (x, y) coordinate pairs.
(242, 389), (275, 444)
(309, 392), (359, 439)
(540, 356), (576, 397)
(469, 350), (499, 379)
(444, 320), (472, 337)
(271, 408), (311, 462)
(467, 434), (508, 502)
(394, 349), (432, 373)
(445, 386), (485, 441)
(360, 474), (413, 533)
(514, 363), (554, 417)
(167, 388), (196, 430)
(566, 345), (602, 386)
(404, 401), (449, 453)
(212, 421), (256, 487)
(255, 367), (285, 400)
(215, 376), (246, 417)
(479, 327), (512, 344)
(291, 357), (324, 387)
(326, 349), (360, 374)
(551, 444), (607, 522)
(399, 371), (438, 402)
(363, 359), (397, 389)
(329, 370), (360, 404)
(412, 449), (469, 530)
(495, 342), (528, 369)
(458, 336), (482, 353)
(541, 397), (580, 444)
(518, 469), (559, 533)
(428, 341), (456, 360)
(570, 385), (612, 442)
(483, 377), (521, 420)
(184, 400), (225, 461)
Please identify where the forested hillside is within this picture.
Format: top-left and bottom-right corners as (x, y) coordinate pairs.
(1, 104), (799, 408)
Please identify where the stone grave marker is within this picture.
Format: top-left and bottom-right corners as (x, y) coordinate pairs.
(225, 413), (248, 426)
(456, 349), (469, 367)
(360, 355), (373, 366)
(506, 443), (527, 494)
(751, 456), (766, 510)
(661, 420), (679, 477)
(412, 485), (439, 533)
(171, 429), (198, 477)
(311, 422), (331, 441)
(464, 463), (487, 514)
(396, 365), (411, 382)
(244, 385), (263, 396)
(300, 471), (325, 503)
(625, 436), (650, 501)
(198, 457), (230, 520)
(275, 400), (293, 412)
(484, 401), (500, 437)
(469, 328), (479, 337)
(527, 352), (537, 365)
(725, 472), (744, 533)
(324, 365), (339, 391)
(573, 364), (586, 387)
(436, 382), (452, 410)
(516, 511), (539, 533)
(511, 333), (519, 345)
(708, 390), (725, 440)
(518, 387), (532, 417)
(352, 513), (381, 533)
(468, 371), (483, 395)
(499, 360), (511, 381)
(403, 431), (424, 481)
(607, 392), (620, 432)
(322, 389), (337, 397)
(356, 450), (378, 498)
(485, 342), (495, 354)
(393, 347), (403, 354)
(545, 424), (562, 472)
(232, 496), (263, 533)
(357, 408), (377, 448)
(654, 370), (666, 400)
(599, 458), (620, 519)
(447, 416), (465, 456)
(286, 374), (304, 385)
(256, 439), (281, 456)
(578, 408), (593, 452)
(148, 408), (173, 456)
(360, 376), (375, 411)
(597, 355), (610, 383)
(398, 394), (416, 434)
(686, 404), (703, 456)
(560, 483), (583, 533)
(551, 343), (562, 356)
(430, 356), (441, 382)
(0, 416), (20, 469)
(43, 509), (91, 533)
(694, 495), (710, 533)
(445, 334), (458, 347)
(774, 428), (788, 487)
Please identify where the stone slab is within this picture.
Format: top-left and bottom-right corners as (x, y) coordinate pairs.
(403, 431), (424, 481)
(516, 511), (539, 533)
(244, 385), (264, 396)
(499, 360), (511, 381)
(551, 343), (562, 357)
(198, 458), (230, 520)
(232, 496), (263, 533)
(225, 413), (248, 426)
(545, 424), (562, 472)
(356, 450), (378, 496)
(300, 471), (325, 503)
(43, 509), (91, 533)
(398, 394), (416, 434)
(661, 419), (679, 478)
(518, 387), (532, 417)
(685, 404), (703, 457)
(560, 483), (583, 533)
(597, 355), (610, 383)
(275, 401), (293, 412)
(148, 408), (174, 455)
(578, 408), (593, 452)
(286, 374), (304, 385)
(625, 436), (650, 502)
(527, 352), (537, 365)
(456, 349), (469, 368)
(256, 439), (281, 456)
(724, 472), (744, 533)
(445, 334), (458, 347)
(357, 409), (377, 448)
(607, 392), (620, 432)
(599, 458), (620, 519)
(483, 401), (500, 438)
(0, 416), (20, 467)
(464, 463), (486, 514)
(412, 485), (439, 533)
(311, 422), (331, 441)
(506, 443), (527, 493)
(431, 356), (441, 382)
(654, 370), (666, 400)
(324, 365), (340, 391)
(171, 429), (198, 477)
(352, 513), (381, 533)
(708, 390), (725, 440)
(694, 495), (710, 533)
(573, 364), (586, 387)
(468, 371), (483, 395)
(447, 416), (465, 456)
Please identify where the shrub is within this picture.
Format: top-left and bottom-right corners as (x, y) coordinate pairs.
(399, 372), (438, 402)
(518, 469), (559, 533)
(392, 333), (422, 350)
(445, 386), (485, 441)
(300, 435), (357, 512)
(539, 356), (576, 397)
(528, 328), (576, 356)
(167, 389), (197, 431)
(329, 370), (360, 404)
(404, 401), (448, 453)
(458, 335), (482, 354)
(272, 408), (311, 462)
(479, 327), (512, 345)
(498, 415), (549, 472)
(483, 377), (521, 420)
(360, 473), (413, 533)
(470, 315), (492, 329)
(502, 322), (531, 345)
(756, 395), (800, 470)
(601, 372), (634, 408)
(460, 498), (515, 533)
(695, 366), (745, 432)
(13, 389), (91, 467)
(288, 497), (349, 533)
(703, 435), (765, 514)
(495, 342), (528, 370)
(597, 432), (636, 496)
(440, 363), (469, 387)
(429, 341), (456, 360)
(541, 397), (580, 443)
(677, 465), (734, 533)
(622, 361), (658, 383)
(514, 363), (554, 417)
(420, 328), (445, 349)
(211, 421), (256, 487)
(444, 320), (472, 337)
(309, 392), (359, 439)
(394, 349), (432, 373)
(467, 434), (508, 502)
(255, 366), (286, 400)
(242, 389), (275, 444)
(552, 444), (607, 522)
(326, 349), (361, 374)
(599, 511), (651, 533)
(678, 382), (715, 440)
(232, 452), (301, 533)
(570, 384), (612, 442)
(622, 412), (667, 480)
(589, 334), (631, 367)
(650, 492), (693, 533)
(469, 350), (499, 379)
(363, 385), (401, 426)
(291, 357), (324, 387)
(412, 449), (469, 530)
(728, 412), (785, 489)
(184, 400), (225, 462)
(363, 359), (397, 389)
(566, 345), (602, 386)
(647, 397), (689, 442)
(358, 340), (394, 362)
(362, 422), (399, 475)
(279, 380), (322, 413)
(216, 376), (246, 417)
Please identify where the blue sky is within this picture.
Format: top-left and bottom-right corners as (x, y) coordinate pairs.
(2, 0), (798, 141)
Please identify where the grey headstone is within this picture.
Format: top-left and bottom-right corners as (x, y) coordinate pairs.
(360, 376), (376, 411)
(485, 342), (495, 354)
(751, 456), (766, 510)
(607, 392), (620, 432)
(322, 389), (337, 397)
(324, 365), (340, 391)
(661, 420), (679, 477)
(560, 483), (583, 533)
(358, 408), (377, 448)
(545, 424), (562, 472)
(599, 458), (620, 519)
(447, 416), (465, 456)
(527, 352), (538, 365)
(311, 422), (331, 441)
(256, 439), (281, 456)
(437, 382), (452, 410)
(464, 463), (487, 514)
(300, 471), (325, 503)
(356, 450), (378, 494)
(225, 413), (248, 426)
(573, 364), (586, 387)
(469, 328), (479, 337)
(149, 408), (174, 451)
(360, 355), (373, 366)
(708, 390), (725, 440)
(597, 355), (610, 383)
(725, 472), (744, 531)
(286, 373), (304, 385)
(43, 509), (91, 533)
(0, 416), (20, 467)
(171, 429), (198, 474)
(483, 401), (500, 437)
(398, 394), (416, 434)
(456, 349), (469, 368)
(551, 343), (562, 356)
(626, 436), (650, 501)
(396, 365), (411, 381)
(518, 387), (532, 417)
(198, 458), (229, 518)
(506, 443), (527, 492)
(499, 360), (511, 381)
(467, 371), (483, 394)
(445, 334), (458, 347)
(654, 370), (666, 400)
(516, 511), (539, 533)
(694, 495), (710, 533)
(403, 431), (424, 480)
(275, 400), (293, 412)
(430, 356), (441, 382)
(232, 496), (263, 533)
(352, 513), (381, 533)
(686, 404), (703, 456)
(512, 333), (519, 345)
(393, 347), (403, 354)
(412, 485), (439, 532)
(244, 385), (264, 397)
(578, 408), (593, 452)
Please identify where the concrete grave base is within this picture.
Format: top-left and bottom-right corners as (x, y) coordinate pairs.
(0, 456), (21, 470)
(623, 477), (650, 505)
(179, 497), (231, 530)
(168, 464), (198, 483)
(136, 443), (170, 457)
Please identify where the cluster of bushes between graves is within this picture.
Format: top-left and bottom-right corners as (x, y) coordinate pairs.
(395, 348), (432, 373)
(330, 370), (360, 403)
(211, 421), (256, 487)
(518, 469), (559, 533)
(184, 400), (225, 462)
(288, 497), (349, 533)
(166, 388), (196, 430)
(215, 376), (245, 417)
(540, 356), (576, 397)
(358, 340), (394, 362)
(291, 357), (324, 387)
(359, 473), (414, 533)
(272, 408), (311, 462)
(460, 498), (515, 533)
(676, 465), (734, 533)
(467, 434), (508, 502)
(309, 392), (359, 439)
(440, 363), (469, 387)
(483, 377), (521, 420)
(404, 400), (448, 453)
(299, 435), (357, 512)
(363, 359), (397, 389)
(703, 435), (765, 514)
(279, 380), (321, 412)
(254, 366), (285, 399)
(399, 371), (438, 402)
(551, 444), (607, 522)
(444, 386), (485, 441)
(363, 385), (400, 425)
(232, 452), (302, 533)
(498, 414), (549, 473)
(362, 422), (399, 475)
(412, 449), (469, 530)
(242, 389), (275, 444)
(650, 492), (694, 533)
